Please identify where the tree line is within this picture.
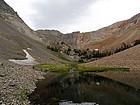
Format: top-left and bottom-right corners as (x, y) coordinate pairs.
(47, 39), (140, 63)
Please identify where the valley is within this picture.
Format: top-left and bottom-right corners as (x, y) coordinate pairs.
(0, 0), (140, 105)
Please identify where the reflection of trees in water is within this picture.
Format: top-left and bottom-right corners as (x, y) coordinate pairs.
(29, 73), (140, 105)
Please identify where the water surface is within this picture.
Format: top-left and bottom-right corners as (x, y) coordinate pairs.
(29, 72), (140, 105)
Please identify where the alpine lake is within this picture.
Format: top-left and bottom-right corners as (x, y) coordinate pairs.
(28, 67), (140, 105)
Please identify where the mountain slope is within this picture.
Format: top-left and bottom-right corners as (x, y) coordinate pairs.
(0, 0), (67, 64)
(83, 45), (140, 70)
(0, 0), (41, 42)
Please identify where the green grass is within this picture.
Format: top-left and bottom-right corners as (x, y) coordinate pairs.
(36, 64), (71, 72)
(35, 63), (129, 73)
(75, 65), (129, 72)
(15, 87), (28, 105)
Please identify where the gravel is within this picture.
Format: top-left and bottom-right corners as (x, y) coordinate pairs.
(0, 61), (45, 105)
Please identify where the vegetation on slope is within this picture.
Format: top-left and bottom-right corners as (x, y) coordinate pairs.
(46, 39), (140, 63)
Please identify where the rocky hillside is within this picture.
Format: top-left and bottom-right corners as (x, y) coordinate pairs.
(81, 13), (140, 51)
(84, 44), (140, 70)
(0, 0), (42, 42)
(0, 0), (67, 64)
(37, 13), (140, 51)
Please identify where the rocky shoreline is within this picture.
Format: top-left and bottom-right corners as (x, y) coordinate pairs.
(0, 61), (45, 105)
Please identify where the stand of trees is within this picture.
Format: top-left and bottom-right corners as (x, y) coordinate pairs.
(46, 39), (140, 63)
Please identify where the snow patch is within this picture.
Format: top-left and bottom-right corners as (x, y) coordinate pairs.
(94, 49), (99, 51)
(27, 48), (32, 51)
(8, 49), (38, 65)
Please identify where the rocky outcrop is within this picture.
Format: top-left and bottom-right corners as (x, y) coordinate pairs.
(36, 29), (78, 48)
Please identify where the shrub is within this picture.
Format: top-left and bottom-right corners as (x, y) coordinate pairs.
(133, 39), (140, 46)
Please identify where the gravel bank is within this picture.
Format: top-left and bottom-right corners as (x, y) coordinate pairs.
(0, 61), (45, 105)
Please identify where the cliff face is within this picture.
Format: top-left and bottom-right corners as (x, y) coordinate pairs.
(36, 30), (79, 48)
(37, 13), (140, 51)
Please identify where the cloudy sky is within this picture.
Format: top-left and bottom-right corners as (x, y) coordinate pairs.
(5, 0), (140, 33)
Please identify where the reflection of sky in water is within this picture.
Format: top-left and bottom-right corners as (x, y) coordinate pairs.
(29, 73), (140, 105)
(59, 101), (98, 105)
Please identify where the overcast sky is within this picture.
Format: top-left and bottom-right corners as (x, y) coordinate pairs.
(5, 0), (140, 33)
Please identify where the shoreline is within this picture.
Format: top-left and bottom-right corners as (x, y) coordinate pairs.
(96, 70), (140, 89)
(0, 61), (140, 105)
(0, 61), (45, 105)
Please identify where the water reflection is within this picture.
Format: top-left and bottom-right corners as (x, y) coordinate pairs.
(28, 72), (140, 105)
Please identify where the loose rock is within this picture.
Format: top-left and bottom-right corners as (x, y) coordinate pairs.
(0, 61), (45, 105)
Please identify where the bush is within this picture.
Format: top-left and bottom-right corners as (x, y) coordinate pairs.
(114, 43), (131, 53)
(133, 39), (140, 46)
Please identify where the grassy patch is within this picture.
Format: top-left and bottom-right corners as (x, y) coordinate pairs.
(36, 64), (71, 73)
(20, 90), (27, 101)
(15, 87), (28, 105)
(35, 63), (129, 73)
(75, 65), (129, 72)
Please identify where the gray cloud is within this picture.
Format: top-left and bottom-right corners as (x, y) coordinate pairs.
(29, 0), (96, 32)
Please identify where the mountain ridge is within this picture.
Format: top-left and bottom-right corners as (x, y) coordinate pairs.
(37, 13), (140, 51)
